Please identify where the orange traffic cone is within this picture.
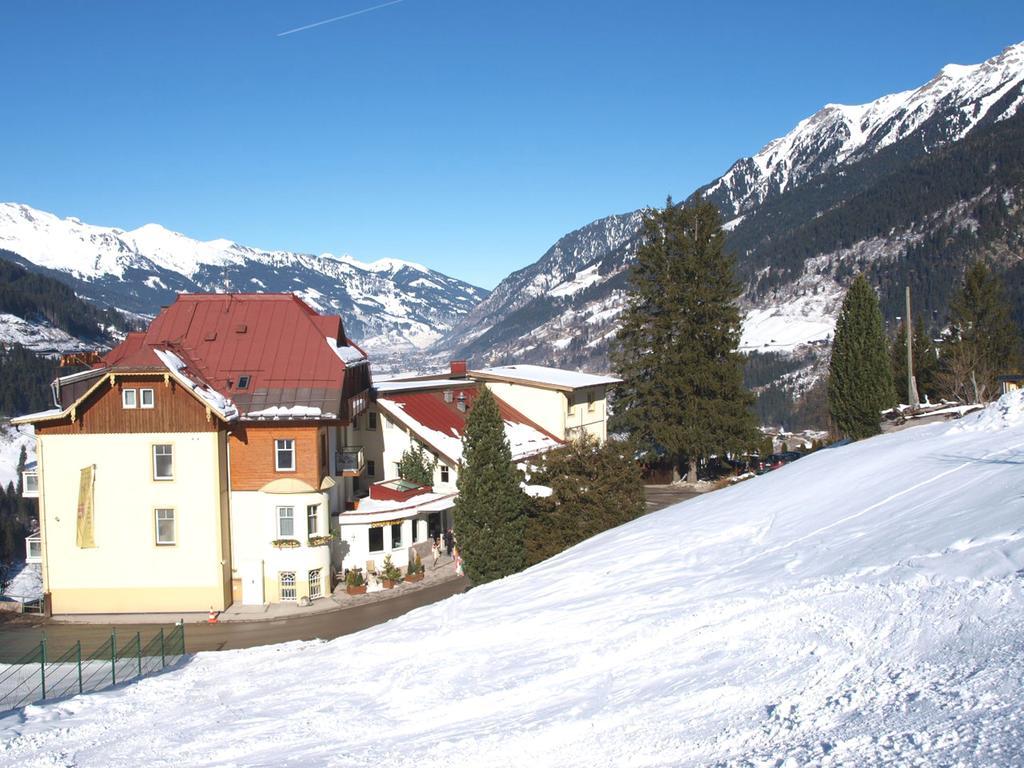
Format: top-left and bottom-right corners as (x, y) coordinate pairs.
(207, 606), (219, 624)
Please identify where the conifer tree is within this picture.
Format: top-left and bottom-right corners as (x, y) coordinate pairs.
(938, 261), (1023, 403)
(524, 435), (645, 566)
(396, 444), (436, 487)
(453, 387), (526, 583)
(611, 197), (757, 482)
(828, 275), (897, 439)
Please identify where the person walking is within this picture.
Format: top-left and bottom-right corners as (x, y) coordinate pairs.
(444, 528), (454, 558)
(453, 545), (463, 576)
(431, 537), (441, 569)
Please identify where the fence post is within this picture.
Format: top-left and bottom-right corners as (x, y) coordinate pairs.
(136, 632), (142, 678)
(111, 628), (117, 686)
(159, 628), (166, 668)
(39, 638), (47, 700)
(76, 640), (83, 694)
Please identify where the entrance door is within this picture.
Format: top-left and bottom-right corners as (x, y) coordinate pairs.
(241, 560), (265, 605)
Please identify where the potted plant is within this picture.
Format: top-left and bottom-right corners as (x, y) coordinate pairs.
(271, 538), (300, 549)
(345, 568), (366, 595)
(380, 555), (402, 588)
(308, 534), (334, 547)
(404, 553), (425, 583)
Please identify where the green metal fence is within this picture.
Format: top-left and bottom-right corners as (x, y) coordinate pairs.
(0, 622), (185, 712)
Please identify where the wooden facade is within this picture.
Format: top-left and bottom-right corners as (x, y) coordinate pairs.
(229, 423), (324, 491)
(36, 375), (220, 436)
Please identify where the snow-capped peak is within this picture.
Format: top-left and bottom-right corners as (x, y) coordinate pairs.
(705, 41), (1024, 214)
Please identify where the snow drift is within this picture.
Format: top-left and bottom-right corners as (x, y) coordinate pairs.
(3, 393), (1024, 766)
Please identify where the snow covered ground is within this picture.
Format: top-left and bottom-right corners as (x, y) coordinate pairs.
(2, 393), (1024, 766)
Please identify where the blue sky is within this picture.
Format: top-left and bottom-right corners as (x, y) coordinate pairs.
(2, 1), (1023, 289)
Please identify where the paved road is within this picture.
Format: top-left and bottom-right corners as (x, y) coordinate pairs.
(643, 484), (701, 513)
(0, 577), (470, 660)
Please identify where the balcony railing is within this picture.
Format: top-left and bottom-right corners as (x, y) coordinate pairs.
(22, 470), (39, 498)
(336, 446), (365, 477)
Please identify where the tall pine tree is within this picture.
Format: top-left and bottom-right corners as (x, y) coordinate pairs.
(828, 275), (897, 439)
(453, 387), (526, 584)
(938, 260), (1022, 403)
(611, 197), (757, 482)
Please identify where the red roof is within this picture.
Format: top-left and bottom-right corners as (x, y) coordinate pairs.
(102, 293), (369, 418)
(379, 384), (562, 462)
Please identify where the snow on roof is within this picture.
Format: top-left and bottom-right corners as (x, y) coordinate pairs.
(338, 492), (457, 522)
(154, 348), (238, 421)
(244, 405), (327, 420)
(375, 378), (470, 394)
(376, 386), (562, 464)
(329, 339), (368, 366)
(471, 364), (621, 391)
(10, 408), (63, 425)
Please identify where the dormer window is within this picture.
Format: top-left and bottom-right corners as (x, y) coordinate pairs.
(237, 375), (251, 389)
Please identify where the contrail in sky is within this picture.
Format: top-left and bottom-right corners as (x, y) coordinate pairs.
(278, 0), (405, 37)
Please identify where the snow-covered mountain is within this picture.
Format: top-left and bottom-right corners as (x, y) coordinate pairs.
(439, 41), (1024, 397)
(701, 41), (1024, 217)
(0, 203), (488, 359)
(4, 393), (1024, 765)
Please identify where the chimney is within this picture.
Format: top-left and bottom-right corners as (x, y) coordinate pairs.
(450, 360), (467, 378)
(456, 392), (467, 412)
(443, 389), (453, 403)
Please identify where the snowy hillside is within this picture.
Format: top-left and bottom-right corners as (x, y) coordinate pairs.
(0, 423), (34, 488)
(4, 393), (1024, 766)
(0, 203), (488, 356)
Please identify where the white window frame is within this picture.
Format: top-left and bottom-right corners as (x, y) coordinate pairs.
(275, 439), (296, 472)
(277, 506), (295, 538)
(153, 444), (173, 481)
(306, 504), (318, 536)
(279, 571), (297, 602)
(140, 388), (155, 409)
(308, 568), (322, 600)
(155, 508), (176, 545)
(440, 465), (450, 483)
(369, 526), (384, 553)
(122, 388), (137, 409)
(390, 522), (403, 550)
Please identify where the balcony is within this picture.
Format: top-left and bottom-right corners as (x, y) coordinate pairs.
(335, 446), (365, 477)
(22, 470), (38, 499)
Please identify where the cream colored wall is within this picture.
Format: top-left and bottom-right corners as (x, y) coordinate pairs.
(338, 515), (429, 573)
(481, 381), (610, 443)
(230, 489), (331, 603)
(379, 412), (459, 492)
(37, 431), (229, 614)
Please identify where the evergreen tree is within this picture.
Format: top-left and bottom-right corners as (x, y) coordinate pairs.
(828, 275), (897, 439)
(453, 387), (526, 584)
(890, 317), (939, 404)
(938, 261), (1023, 403)
(396, 444), (436, 487)
(524, 435), (645, 567)
(611, 197), (757, 482)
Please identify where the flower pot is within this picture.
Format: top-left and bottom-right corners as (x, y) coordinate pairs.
(346, 585), (367, 595)
(382, 579), (395, 589)
(404, 572), (424, 583)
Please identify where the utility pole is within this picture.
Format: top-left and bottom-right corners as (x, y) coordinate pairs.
(906, 286), (920, 410)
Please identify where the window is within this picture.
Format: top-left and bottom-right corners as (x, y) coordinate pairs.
(155, 508), (175, 545)
(122, 389), (137, 409)
(367, 412), (377, 430)
(277, 506), (295, 537)
(369, 526), (384, 552)
(153, 444), (173, 480)
(368, 460), (376, 477)
(391, 522), (403, 549)
(308, 568), (322, 600)
(587, 391), (596, 412)
(320, 433), (327, 471)
(237, 375), (251, 389)
(275, 439), (295, 472)
(306, 504), (318, 536)
(279, 572), (296, 601)
(352, 414), (359, 430)
(140, 388), (155, 409)
(412, 520), (420, 543)
(440, 465), (450, 483)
